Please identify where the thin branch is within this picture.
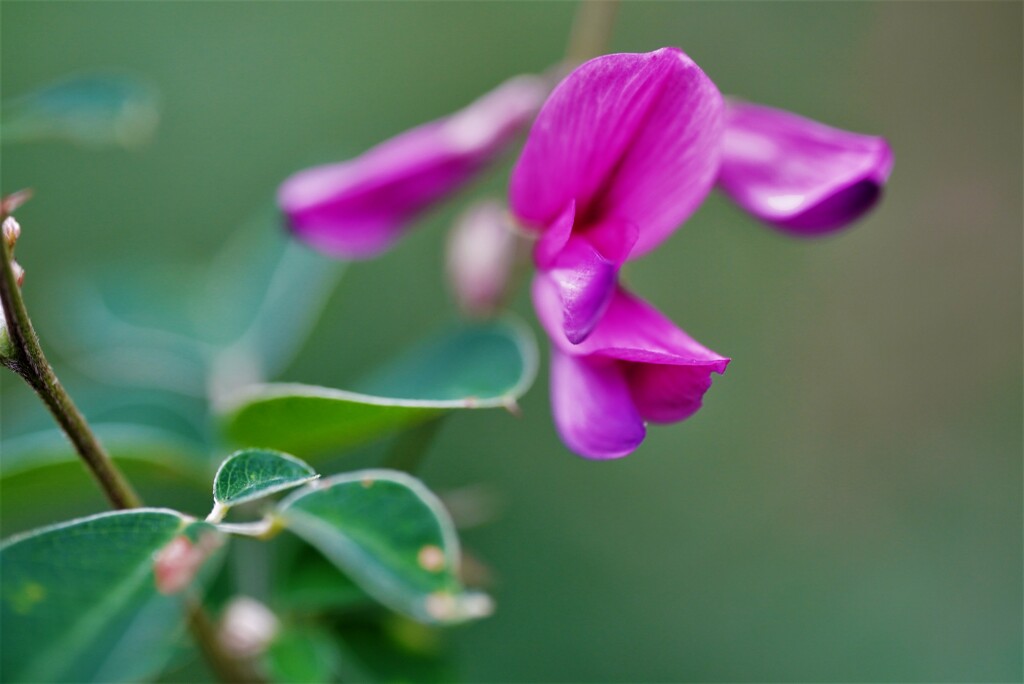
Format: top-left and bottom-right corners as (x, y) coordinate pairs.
(0, 202), (265, 683)
(0, 213), (141, 509)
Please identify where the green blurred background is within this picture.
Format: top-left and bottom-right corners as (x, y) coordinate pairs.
(2, 1), (1020, 681)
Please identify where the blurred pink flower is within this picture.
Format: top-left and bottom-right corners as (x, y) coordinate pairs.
(510, 48), (724, 344)
(279, 75), (546, 259)
(717, 101), (894, 235)
(533, 275), (729, 459)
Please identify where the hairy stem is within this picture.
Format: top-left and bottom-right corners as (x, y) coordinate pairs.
(0, 220), (141, 509)
(0, 207), (264, 683)
(565, 0), (620, 65)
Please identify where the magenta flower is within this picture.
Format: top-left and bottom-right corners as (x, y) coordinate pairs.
(717, 101), (894, 235)
(275, 46), (894, 461)
(509, 48), (724, 344)
(533, 274), (729, 459)
(278, 75), (546, 259)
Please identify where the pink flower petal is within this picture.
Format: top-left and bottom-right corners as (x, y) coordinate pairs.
(546, 236), (620, 345)
(717, 101), (894, 235)
(626, 363), (717, 424)
(534, 278), (729, 456)
(280, 75), (546, 259)
(533, 201), (575, 269)
(549, 347), (646, 459)
(536, 276), (730, 370)
(510, 48), (723, 257)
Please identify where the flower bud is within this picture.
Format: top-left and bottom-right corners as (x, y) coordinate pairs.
(446, 200), (519, 317)
(218, 596), (280, 658)
(2, 217), (21, 250)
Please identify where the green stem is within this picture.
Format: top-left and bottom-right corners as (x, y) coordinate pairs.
(0, 206), (264, 683)
(565, 0), (620, 66)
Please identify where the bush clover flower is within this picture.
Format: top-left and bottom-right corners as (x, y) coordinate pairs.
(510, 48), (724, 345)
(717, 101), (894, 235)
(276, 47), (893, 460)
(278, 75), (546, 259)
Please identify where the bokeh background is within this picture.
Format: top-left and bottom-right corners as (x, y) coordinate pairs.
(2, 2), (1020, 682)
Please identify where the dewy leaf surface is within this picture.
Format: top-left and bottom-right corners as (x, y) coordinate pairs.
(276, 470), (491, 625)
(219, 317), (537, 456)
(0, 509), (223, 683)
(213, 449), (318, 506)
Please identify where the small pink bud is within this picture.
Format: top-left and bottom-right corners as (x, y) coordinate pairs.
(446, 200), (519, 317)
(2, 217), (21, 250)
(153, 533), (223, 594)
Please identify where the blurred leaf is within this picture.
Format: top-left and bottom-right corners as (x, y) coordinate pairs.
(264, 624), (341, 684)
(0, 423), (207, 481)
(1, 73), (159, 148)
(333, 618), (458, 684)
(59, 210), (343, 398)
(201, 214), (344, 378)
(0, 462), (213, 540)
(276, 470), (491, 625)
(213, 449), (318, 507)
(0, 509), (224, 683)
(276, 548), (371, 613)
(219, 318), (537, 456)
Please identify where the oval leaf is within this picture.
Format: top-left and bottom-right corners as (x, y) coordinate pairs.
(213, 449), (318, 507)
(0, 509), (223, 683)
(276, 470), (491, 625)
(219, 318), (537, 456)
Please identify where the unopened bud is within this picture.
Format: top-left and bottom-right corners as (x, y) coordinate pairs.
(219, 596), (280, 658)
(11, 260), (24, 287)
(2, 217), (20, 250)
(446, 200), (518, 317)
(153, 533), (223, 595)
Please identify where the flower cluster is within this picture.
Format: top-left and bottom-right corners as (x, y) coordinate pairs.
(278, 48), (892, 459)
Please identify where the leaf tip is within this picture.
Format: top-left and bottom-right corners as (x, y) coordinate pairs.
(502, 397), (522, 417)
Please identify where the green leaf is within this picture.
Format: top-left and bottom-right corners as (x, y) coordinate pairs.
(276, 470), (491, 625)
(200, 214), (344, 376)
(0, 423), (206, 481)
(0, 425), (211, 538)
(1, 73), (159, 148)
(219, 318), (537, 456)
(334, 618), (458, 684)
(0, 509), (224, 683)
(213, 449), (318, 507)
(276, 549), (370, 613)
(63, 209), (343, 398)
(264, 625), (341, 684)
